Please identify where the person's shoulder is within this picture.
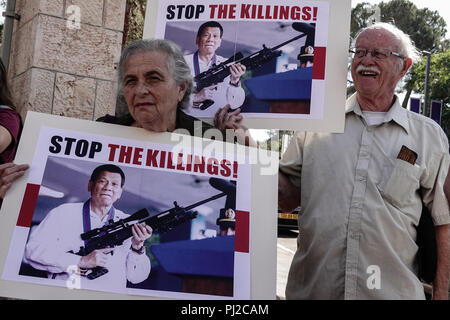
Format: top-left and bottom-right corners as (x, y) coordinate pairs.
(184, 53), (194, 64)
(0, 106), (21, 136)
(53, 202), (84, 210)
(96, 114), (134, 126)
(47, 202), (84, 218)
(96, 114), (119, 124)
(406, 109), (445, 134)
(406, 109), (449, 146)
(0, 106), (20, 121)
(0, 105), (14, 111)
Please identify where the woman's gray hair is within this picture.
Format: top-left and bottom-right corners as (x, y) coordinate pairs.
(118, 39), (193, 109)
(352, 22), (422, 65)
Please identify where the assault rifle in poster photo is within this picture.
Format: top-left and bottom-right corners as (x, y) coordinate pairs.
(194, 23), (315, 110)
(76, 192), (226, 279)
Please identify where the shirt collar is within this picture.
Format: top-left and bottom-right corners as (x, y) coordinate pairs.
(345, 93), (410, 134)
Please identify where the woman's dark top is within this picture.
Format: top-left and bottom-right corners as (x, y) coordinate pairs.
(96, 109), (214, 137)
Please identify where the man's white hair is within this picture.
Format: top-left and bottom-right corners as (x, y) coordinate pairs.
(353, 22), (422, 64)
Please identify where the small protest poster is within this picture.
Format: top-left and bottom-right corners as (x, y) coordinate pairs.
(0, 112), (278, 300)
(143, 0), (351, 132)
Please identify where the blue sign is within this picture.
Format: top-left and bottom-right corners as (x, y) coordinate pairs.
(430, 100), (443, 125)
(410, 97), (421, 114)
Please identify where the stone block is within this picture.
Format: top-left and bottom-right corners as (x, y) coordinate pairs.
(65, 0), (104, 27)
(14, 0), (39, 28)
(14, 0), (63, 29)
(35, 14), (122, 80)
(40, 0), (64, 17)
(10, 68), (31, 119)
(53, 73), (96, 120)
(11, 68), (55, 119)
(9, 0), (125, 121)
(104, 0), (126, 31)
(94, 79), (118, 120)
(9, 14), (38, 78)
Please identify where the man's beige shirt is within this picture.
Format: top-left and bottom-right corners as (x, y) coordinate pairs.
(280, 94), (450, 299)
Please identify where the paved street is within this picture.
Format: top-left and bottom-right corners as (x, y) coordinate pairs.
(276, 229), (298, 299)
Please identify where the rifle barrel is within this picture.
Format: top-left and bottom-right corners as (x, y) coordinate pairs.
(271, 33), (307, 51)
(184, 192), (226, 211)
(138, 192), (227, 224)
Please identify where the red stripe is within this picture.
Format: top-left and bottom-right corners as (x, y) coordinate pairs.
(235, 210), (249, 253)
(312, 46), (326, 80)
(17, 184), (40, 228)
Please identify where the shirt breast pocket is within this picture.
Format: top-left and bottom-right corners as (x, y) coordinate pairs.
(377, 159), (422, 208)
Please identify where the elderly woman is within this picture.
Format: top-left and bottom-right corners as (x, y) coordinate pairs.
(99, 39), (251, 136)
(0, 39), (253, 205)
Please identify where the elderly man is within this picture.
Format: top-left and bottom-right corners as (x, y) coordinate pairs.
(279, 22), (450, 300)
(184, 21), (246, 117)
(25, 164), (152, 291)
(0, 38), (252, 207)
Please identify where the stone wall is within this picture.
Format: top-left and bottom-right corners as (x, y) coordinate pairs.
(8, 0), (126, 121)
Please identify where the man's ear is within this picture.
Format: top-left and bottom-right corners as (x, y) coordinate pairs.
(88, 180), (93, 193)
(399, 57), (413, 77)
(195, 36), (199, 46)
(117, 187), (123, 200)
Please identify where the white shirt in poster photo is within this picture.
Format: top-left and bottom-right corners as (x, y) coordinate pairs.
(24, 202), (151, 293)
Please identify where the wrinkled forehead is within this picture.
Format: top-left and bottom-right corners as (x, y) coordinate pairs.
(93, 171), (123, 185)
(122, 49), (175, 83)
(125, 50), (169, 71)
(199, 27), (222, 37)
(356, 28), (400, 50)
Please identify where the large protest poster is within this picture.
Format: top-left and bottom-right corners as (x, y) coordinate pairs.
(0, 112), (278, 300)
(143, 0), (351, 132)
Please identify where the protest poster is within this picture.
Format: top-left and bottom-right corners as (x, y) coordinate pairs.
(0, 112), (278, 300)
(143, 0), (351, 132)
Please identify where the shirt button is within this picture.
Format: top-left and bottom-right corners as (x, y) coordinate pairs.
(351, 233), (359, 240)
(351, 202), (361, 208)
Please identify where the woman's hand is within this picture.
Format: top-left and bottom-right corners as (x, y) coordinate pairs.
(0, 163), (29, 199)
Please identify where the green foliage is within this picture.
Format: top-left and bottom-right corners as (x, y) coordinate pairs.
(408, 50), (450, 132)
(351, 2), (376, 40)
(351, 0), (448, 53)
(410, 51), (450, 105)
(122, 0), (147, 48)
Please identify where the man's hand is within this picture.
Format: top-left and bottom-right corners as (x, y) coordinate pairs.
(0, 163), (29, 199)
(193, 85), (217, 107)
(131, 222), (153, 251)
(229, 63), (246, 85)
(214, 105), (256, 147)
(78, 248), (115, 269)
(433, 224), (450, 300)
(279, 171), (301, 213)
